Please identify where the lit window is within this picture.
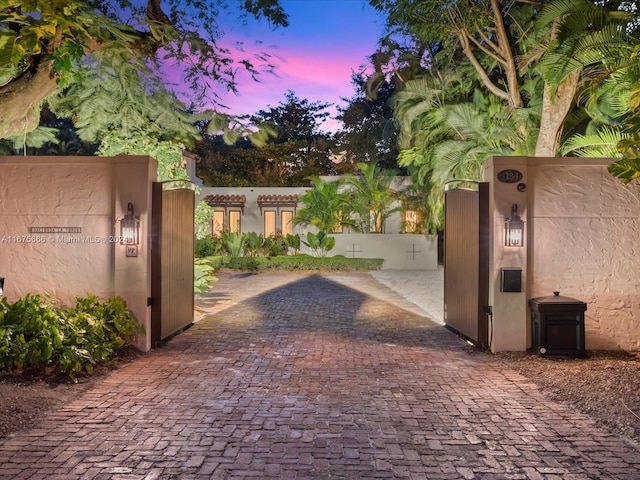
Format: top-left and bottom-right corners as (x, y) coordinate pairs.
(203, 194), (245, 234)
(404, 210), (419, 233)
(331, 213), (343, 233)
(264, 211), (276, 237)
(281, 211), (293, 236)
(229, 211), (241, 233)
(212, 211), (224, 236)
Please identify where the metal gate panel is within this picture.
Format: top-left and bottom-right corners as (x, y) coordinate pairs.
(151, 182), (195, 347)
(444, 183), (489, 346)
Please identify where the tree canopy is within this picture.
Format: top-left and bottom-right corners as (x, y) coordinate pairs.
(196, 92), (345, 186)
(251, 90), (331, 144)
(334, 72), (400, 171)
(371, 0), (638, 158)
(367, 0), (640, 229)
(0, 0), (288, 142)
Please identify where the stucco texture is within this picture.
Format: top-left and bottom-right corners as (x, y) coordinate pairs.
(0, 161), (114, 302)
(0, 156), (157, 351)
(528, 160), (640, 350)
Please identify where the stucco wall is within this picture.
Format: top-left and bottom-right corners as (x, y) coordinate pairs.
(484, 157), (529, 351)
(527, 158), (640, 350)
(306, 234), (437, 270)
(0, 156), (157, 351)
(485, 157), (640, 351)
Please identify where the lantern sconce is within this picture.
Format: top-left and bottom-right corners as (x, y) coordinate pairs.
(504, 203), (524, 247)
(0, 277), (4, 296)
(120, 203), (140, 256)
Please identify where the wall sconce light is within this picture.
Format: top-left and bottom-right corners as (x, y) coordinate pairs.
(120, 203), (140, 245)
(0, 277), (4, 296)
(505, 204), (524, 247)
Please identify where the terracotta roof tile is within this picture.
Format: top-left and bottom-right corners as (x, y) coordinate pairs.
(256, 194), (299, 204)
(204, 194), (246, 205)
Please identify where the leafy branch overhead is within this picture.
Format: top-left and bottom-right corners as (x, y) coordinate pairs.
(366, 0), (640, 222)
(0, 0), (289, 140)
(371, 0), (637, 159)
(610, 46), (640, 186)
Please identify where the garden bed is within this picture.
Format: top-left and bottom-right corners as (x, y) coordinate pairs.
(204, 255), (384, 271)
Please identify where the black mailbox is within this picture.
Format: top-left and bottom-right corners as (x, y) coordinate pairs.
(529, 292), (587, 357)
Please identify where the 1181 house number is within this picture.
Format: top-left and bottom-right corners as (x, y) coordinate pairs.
(497, 169), (523, 183)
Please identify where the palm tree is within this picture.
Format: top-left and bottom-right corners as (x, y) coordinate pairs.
(611, 46), (640, 185)
(396, 176), (440, 234)
(560, 64), (637, 158)
(531, 0), (637, 156)
(375, 0), (637, 157)
(293, 176), (351, 233)
(386, 0), (638, 226)
(395, 84), (536, 187)
(341, 161), (399, 233)
(392, 78), (540, 231)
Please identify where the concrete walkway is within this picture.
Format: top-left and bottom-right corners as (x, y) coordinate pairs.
(1, 271), (638, 479)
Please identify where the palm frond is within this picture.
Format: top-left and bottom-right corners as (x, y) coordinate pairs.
(561, 126), (624, 157)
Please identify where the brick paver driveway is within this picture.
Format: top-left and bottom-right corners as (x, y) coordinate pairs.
(1, 272), (638, 479)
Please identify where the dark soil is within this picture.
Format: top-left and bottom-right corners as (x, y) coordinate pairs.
(497, 350), (640, 445)
(0, 347), (143, 440)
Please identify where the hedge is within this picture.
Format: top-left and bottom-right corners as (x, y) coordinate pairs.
(204, 255), (383, 271)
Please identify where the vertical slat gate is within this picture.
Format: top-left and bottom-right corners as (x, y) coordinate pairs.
(444, 183), (489, 347)
(151, 182), (195, 347)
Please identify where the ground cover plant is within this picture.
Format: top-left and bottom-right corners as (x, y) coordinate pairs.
(194, 258), (218, 294)
(0, 294), (142, 380)
(202, 255), (383, 272)
(195, 229), (382, 271)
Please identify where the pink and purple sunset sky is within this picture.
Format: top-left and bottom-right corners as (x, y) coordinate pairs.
(213, 0), (386, 132)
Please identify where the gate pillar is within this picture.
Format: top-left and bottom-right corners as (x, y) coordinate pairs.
(484, 157), (529, 352)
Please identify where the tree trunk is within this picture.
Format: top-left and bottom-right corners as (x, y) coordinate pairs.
(490, 0), (522, 109)
(535, 70), (580, 157)
(0, 61), (58, 139)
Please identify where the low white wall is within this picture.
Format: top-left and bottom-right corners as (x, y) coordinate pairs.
(0, 156), (157, 351)
(300, 234), (438, 270)
(199, 186), (439, 270)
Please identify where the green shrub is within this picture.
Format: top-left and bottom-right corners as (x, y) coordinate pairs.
(226, 256), (261, 271)
(285, 233), (300, 254)
(195, 236), (223, 258)
(201, 255), (383, 272)
(301, 231), (335, 257)
(0, 294), (143, 379)
(264, 255), (382, 271)
(244, 232), (265, 256)
(220, 232), (247, 257)
(194, 257), (218, 293)
(0, 294), (61, 370)
(264, 232), (288, 257)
